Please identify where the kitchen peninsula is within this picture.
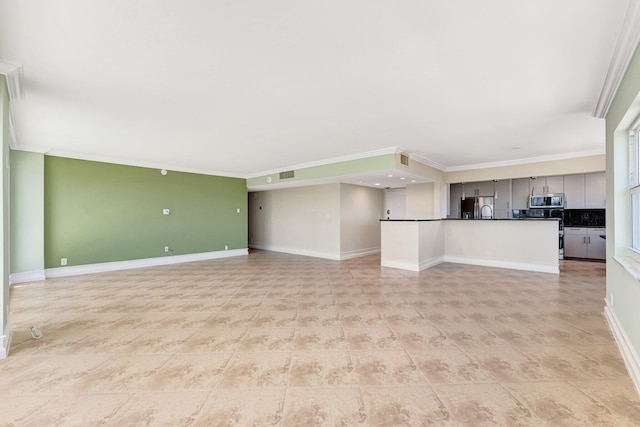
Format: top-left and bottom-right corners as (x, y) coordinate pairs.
(380, 218), (560, 274)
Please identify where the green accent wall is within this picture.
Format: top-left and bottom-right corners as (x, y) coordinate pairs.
(10, 151), (45, 274)
(44, 156), (247, 268)
(605, 41), (640, 363)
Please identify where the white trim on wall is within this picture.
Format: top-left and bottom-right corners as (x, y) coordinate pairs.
(443, 256), (559, 274)
(41, 149), (245, 179)
(245, 147), (403, 179)
(249, 244), (341, 261)
(604, 301), (640, 396)
(0, 336), (7, 359)
(444, 149), (605, 172)
(9, 270), (46, 285)
(44, 249), (248, 279)
(0, 322), (11, 359)
(340, 247), (380, 260)
(381, 257), (444, 272)
(593, 0), (640, 118)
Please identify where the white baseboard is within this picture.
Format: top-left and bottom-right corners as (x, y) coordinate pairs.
(340, 247), (380, 260)
(382, 256), (444, 272)
(0, 321), (11, 359)
(443, 256), (559, 274)
(249, 244), (341, 261)
(420, 256), (445, 271)
(381, 259), (420, 272)
(9, 270), (46, 285)
(604, 301), (640, 396)
(44, 249), (249, 279)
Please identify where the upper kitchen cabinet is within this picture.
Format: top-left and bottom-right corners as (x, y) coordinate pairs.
(475, 181), (495, 196)
(530, 175), (563, 194)
(494, 180), (511, 210)
(585, 172), (606, 208)
(465, 181), (494, 197)
(512, 178), (530, 209)
(564, 174), (586, 209)
(564, 172), (605, 209)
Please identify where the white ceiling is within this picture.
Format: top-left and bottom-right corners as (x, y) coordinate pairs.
(0, 1), (630, 177)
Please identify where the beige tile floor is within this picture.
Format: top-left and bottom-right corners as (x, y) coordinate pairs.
(3, 250), (640, 426)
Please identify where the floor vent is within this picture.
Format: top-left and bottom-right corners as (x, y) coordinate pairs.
(400, 154), (409, 166)
(279, 170), (295, 179)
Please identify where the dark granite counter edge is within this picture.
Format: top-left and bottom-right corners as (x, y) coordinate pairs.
(443, 218), (560, 221)
(380, 219), (442, 222)
(380, 218), (561, 222)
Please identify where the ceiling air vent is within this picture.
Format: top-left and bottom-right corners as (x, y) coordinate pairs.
(279, 170), (295, 179)
(400, 154), (409, 166)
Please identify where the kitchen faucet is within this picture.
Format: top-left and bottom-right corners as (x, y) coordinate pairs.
(480, 204), (493, 219)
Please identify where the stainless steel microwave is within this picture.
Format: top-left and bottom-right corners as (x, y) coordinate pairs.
(529, 194), (564, 208)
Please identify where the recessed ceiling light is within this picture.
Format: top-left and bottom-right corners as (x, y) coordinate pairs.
(387, 174), (393, 178)
(411, 179), (416, 183)
(374, 183), (381, 186)
(512, 145), (521, 149)
(358, 180), (363, 184)
(400, 177), (405, 180)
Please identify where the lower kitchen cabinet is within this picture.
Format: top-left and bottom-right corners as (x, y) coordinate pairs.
(564, 227), (606, 260)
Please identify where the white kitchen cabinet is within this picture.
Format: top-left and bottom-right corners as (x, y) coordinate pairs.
(494, 180), (511, 210)
(546, 176), (564, 194)
(563, 172), (606, 209)
(564, 227), (606, 259)
(585, 172), (606, 208)
(530, 176), (563, 195)
(467, 181), (494, 197)
(587, 228), (606, 259)
(512, 178), (530, 210)
(564, 174), (586, 209)
(564, 229), (588, 258)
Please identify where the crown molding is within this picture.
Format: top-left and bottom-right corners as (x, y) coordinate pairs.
(409, 153), (446, 171)
(39, 148), (245, 179)
(593, 0), (640, 118)
(0, 60), (24, 101)
(245, 146), (403, 179)
(443, 149), (605, 172)
(8, 109), (19, 149)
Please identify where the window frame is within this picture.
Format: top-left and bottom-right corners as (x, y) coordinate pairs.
(630, 118), (640, 257)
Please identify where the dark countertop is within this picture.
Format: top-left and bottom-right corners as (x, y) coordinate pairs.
(381, 218), (560, 222)
(443, 218), (560, 221)
(380, 219), (442, 222)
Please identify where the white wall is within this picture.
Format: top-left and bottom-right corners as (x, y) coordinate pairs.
(340, 184), (384, 258)
(249, 183), (341, 259)
(381, 219), (558, 274)
(406, 182), (443, 219)
(444, 220), (559, 272)
(444, 154), (605, 183)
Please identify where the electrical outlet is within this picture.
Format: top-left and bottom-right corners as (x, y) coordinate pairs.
(164, 246), (170, 253)
(163, 208), (170, 215)
(237, 208), (240, 213)
(61, 258), (67, 266)
(225, 245), (229, 251)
